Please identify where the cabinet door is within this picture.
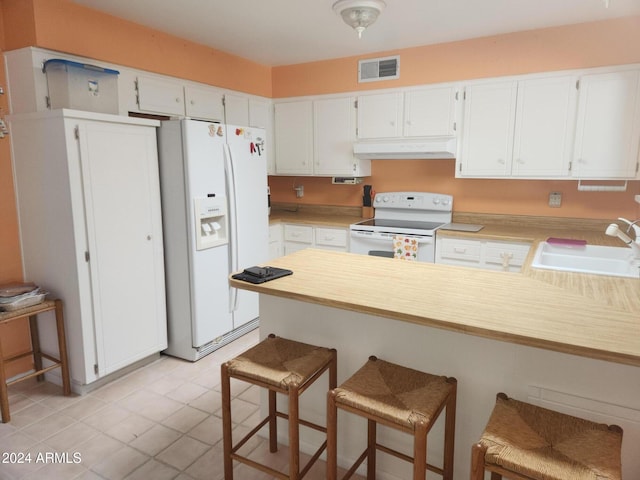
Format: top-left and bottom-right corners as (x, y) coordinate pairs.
(184, 85), (224, 121)
(357, 92), (403, 139)
(459, 81), (518, 177)
(249, 98), (271, 128)
(512, 76), (577, 177)
(77, 120), (166, 376)
(404, 86), (457, 137)
(224, 93), (250, 126)
(274, 101), (314, 174)
(136, 75), (184, 115)
(573, 70), (640, 179)
(313, 97), (358, 175)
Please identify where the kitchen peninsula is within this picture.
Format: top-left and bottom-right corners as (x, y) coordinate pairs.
(230, 248), (640, 479)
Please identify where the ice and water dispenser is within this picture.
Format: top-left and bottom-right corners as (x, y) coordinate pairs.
(194, 195), (228, 250)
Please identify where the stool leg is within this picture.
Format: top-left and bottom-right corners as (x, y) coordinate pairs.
(443, 380), (457, 480)
(221, 363), (233, 480)
(54, 300), (71, 395)
(0, 338), (9, 423)
(269, 389), (278, 453)
(288, 382), (300, 480)
(327, 390), (338, 480)
(367, 419), (376, 480)
(413, 420), (428, 480)
(28, 315), (44, 382)
(470, 443), (487, 480)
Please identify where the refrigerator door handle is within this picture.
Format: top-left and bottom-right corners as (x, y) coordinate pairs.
(223, 143), (239, 313)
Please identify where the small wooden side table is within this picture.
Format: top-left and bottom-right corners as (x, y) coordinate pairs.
(0, 299), (71, 422)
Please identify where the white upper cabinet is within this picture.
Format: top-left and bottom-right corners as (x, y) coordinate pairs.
(459, 80), (518, 177)
(458, 75), (578, 178)
(357, 92), (403, 138)
(314, 96), (370, 176)
(184, 84), (224, 121)
(249, 98), (271, 129)
(224, 93), (249, 126)
(357, 85), (458, 139)
(512, 76), (577, 177)
(572, 69), (640, 179)
(404, 85), (458, 137)
(274, 100), (314, 174)
(136, 75), (185, 116)
(274, 96), (370, 176)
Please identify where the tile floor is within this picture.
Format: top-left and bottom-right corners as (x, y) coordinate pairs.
(1, 330), (361, 480)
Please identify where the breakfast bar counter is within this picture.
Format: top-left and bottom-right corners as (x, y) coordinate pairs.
(230, 249), (640, 478)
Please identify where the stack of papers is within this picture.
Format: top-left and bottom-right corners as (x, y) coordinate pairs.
(0, 283), (47, 312)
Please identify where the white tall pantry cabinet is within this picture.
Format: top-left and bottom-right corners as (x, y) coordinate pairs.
(9, 109), (167, 392)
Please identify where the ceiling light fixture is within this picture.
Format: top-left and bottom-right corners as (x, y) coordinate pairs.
(332, 0), (386, 39)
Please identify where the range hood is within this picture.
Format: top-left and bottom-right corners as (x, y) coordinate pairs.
(353, 137), (457, 160)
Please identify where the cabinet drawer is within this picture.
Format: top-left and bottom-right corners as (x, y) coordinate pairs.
(315, 227), (347, 248)
(484, 241), (531, 268)
(437, 238), (482, 263)
(284, 224), (313, 244)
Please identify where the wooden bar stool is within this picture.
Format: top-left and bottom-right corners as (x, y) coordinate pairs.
(221, 333), (337, 480)
(471, 393), (623, 480)
(0, 299), (71, 423)
(327, 356), (457, 480)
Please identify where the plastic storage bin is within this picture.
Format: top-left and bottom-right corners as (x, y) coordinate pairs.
(43, 59), (119, 114)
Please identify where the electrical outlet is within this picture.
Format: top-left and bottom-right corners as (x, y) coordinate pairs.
(294, 185), (304, 198)
(549, 192), (562, 208)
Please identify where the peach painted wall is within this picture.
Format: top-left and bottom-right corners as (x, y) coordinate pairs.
(3, 0), (272, 97)
(270, 16), (640, 220)
(0, 2), (38, 378)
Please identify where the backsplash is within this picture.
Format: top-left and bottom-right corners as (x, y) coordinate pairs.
(268, 160), (640, 220)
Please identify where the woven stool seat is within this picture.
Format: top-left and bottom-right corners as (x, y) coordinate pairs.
(222, 334), (337, 480)
(224, 334), (335, 390)
(333, 357), (456, 430)
(471, 393), (623, 480)
(327, 356), (457, 480)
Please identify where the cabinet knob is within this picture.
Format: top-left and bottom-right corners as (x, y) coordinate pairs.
(497, 158), (505, 165)
(176, 98), (181, 103)
(516, 158), (525, 164)
(147, 235), (152, 241)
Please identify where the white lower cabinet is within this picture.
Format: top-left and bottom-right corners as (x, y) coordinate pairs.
(269, 224), (284, 259)
(279, 224), (349, 255)
(436, 236), (530, 272)
(9, 110), (167, 390)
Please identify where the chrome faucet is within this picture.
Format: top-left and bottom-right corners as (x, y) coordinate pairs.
(605, 218), (640, 258)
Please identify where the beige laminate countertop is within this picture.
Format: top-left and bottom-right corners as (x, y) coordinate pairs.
(231, 248), (640, 367)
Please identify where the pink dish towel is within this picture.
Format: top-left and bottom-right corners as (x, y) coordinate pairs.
(393, 235), (419, 261)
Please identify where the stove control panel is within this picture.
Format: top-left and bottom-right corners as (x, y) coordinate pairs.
(373, 192), (453, 211)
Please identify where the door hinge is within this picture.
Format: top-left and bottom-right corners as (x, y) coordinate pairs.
(576, 80), (580, 90)
(354, 100), (358, 109)
(84, 251), (90, 262)
(458, 163), (462, 173)
(94, 364), (99, 375)
(455, 91), (459, 101)
(45, 96), (51, 109)
(222, 95), (226, 107)
(568, 161), (573, 172)
(74, 126), (80, 139)
(463, 89), (467, 101)
(453, 122), (457, 132)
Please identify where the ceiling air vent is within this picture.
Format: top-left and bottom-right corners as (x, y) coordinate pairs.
(358, 55), (400, 83)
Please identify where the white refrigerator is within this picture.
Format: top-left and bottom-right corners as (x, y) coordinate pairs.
(158, 119), (269, 361)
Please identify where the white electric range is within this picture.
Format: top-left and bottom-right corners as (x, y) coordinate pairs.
(349, 191), (453, 262)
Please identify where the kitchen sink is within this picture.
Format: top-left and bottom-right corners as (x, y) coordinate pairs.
(530, 242), (640, 278)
